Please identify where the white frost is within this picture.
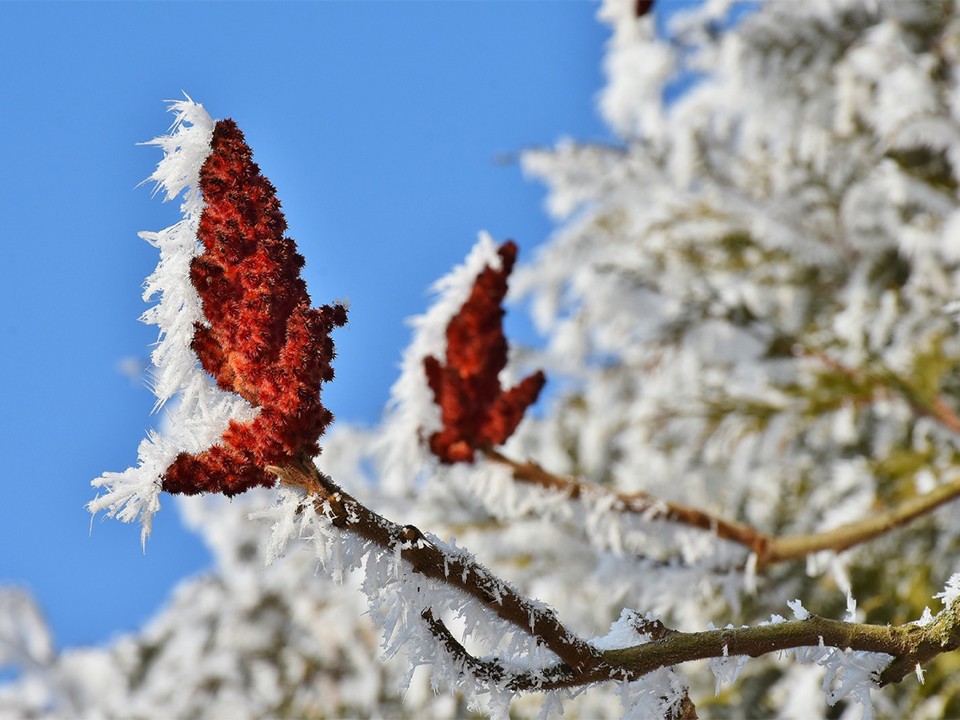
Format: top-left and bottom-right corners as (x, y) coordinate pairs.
(375, 232), (507, 495)
(89, 97), (256, 546)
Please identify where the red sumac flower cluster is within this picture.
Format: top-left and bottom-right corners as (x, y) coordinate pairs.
(424, 240), (546, 463)
(163, 120), (347, 496)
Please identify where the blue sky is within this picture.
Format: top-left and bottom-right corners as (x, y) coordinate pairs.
(0, 2), (618, 652)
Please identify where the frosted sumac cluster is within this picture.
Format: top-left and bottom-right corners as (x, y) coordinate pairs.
(423, 239), (546, 464)
(164, 119), (347, 496)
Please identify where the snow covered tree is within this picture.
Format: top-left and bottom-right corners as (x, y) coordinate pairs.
(7, 0), (960, 717)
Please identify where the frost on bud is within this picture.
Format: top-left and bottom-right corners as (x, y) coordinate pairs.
(162, 120), (347, 496)
(423, 240), (545, 463)
(91, 102), (345, 543)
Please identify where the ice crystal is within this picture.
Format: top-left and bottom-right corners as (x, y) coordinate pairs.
(89, 98), (244, 545)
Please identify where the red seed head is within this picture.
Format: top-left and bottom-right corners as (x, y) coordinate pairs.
(424, 241), (545, 464)
(162, 119), (346, 496)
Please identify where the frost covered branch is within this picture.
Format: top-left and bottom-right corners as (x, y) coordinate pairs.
(272, 457), (960, 702)
(481, 446), (767, 556)
(598, 609), (960, 688)
(268, 459), (604, 678)
(482, 446), (960, 569)
(418, 610), (588, 691)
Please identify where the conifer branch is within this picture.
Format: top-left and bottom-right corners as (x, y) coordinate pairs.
(799, 346), (960, 436)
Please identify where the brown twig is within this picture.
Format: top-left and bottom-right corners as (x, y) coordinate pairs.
(929, 395), (960, 435)
(481, 447), (960, 569)
(482, 447), (769, 556)
(269, 457), (604, 676)
(600, 604), (960, 689)
(420, 609), (585, 691)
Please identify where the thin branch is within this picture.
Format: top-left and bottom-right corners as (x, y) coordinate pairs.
(420, 609), (509, 685)
(599, 606), (960, 688)
(481, 447), (960, 569)
(929, 395), (960, 435)
(270, 458), (605, 676)
(420, 609), (582, 691)
(482, 447), (769, 556)
(761, 475), (960, 564)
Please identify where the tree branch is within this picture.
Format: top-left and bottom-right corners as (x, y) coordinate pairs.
(420, 591), (960, 695)
(761, 475), (960, 564)
(482, 446), (768, 555)
(269, 458), (960, 703)
(269, 458), (605, 676)
(599, 608), (960, 688)
(419, 609), (583, 691)
(481, 447), (960, 569)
